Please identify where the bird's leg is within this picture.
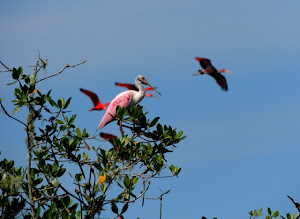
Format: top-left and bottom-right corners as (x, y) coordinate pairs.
(193, 69), (206, 76)
(218, 69), (233, 74)
(119, 120), (124, 138)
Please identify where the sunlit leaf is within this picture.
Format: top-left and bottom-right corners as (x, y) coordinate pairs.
(12, 106), (21, 114)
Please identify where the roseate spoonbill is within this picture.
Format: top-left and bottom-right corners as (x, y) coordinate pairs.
(115, 82), (157, 97)
(193, 57), (232, 91)
(80, 88), (110, 111)
(98, 75), (160, 129)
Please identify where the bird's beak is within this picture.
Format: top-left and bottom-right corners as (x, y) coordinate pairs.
(142, 78), (161, 96)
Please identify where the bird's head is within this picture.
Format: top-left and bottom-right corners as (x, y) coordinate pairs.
(136, 75), (161, 95)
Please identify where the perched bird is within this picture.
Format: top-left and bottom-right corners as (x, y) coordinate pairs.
(115, 82), (157, 97)
(193, 57), (232, 91)
(98, 75), (160, 129)
(80, 88), (110, 111)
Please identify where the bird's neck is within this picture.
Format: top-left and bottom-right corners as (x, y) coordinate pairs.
(130, 82), (146, 107)
(137, 82), (146, 96)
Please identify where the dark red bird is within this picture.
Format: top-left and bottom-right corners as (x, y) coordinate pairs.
(193, 57), (232, 91)
(115, 82), (157, 97)
(80, 88), (110, 111)
(100, 133), (118, 141)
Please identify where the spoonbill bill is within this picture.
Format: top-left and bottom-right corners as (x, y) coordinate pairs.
(193, 57), (232, 91)
(98, 75), (160, 129)
(80, 88), (110, 111)
(115, 82), (157, 97)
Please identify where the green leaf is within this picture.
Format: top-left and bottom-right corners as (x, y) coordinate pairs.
(7, 81), (17, 85)
(177, 131), (183, 138)
(266, 216), (271, 219)
(121, 203), (128, 214)
(124, 175), (130, 188)
(18, 66), (23, 75)
(131, 177), (138, 186)
(63, 97), (71, 109)
(56, 119), (65, 124)
(69, 114), (77, 124)
(76, 128), (81, 137)
(101, 183), (105, 192)
(257, 208), (262, 216)
(57, 98), (64, 109)
(75, 173), (82, 182)
(150, 117), (160, 127)
(273, 211), (279, 217)
(157, 123), (163, 134)
(48, 98), (57, 107)
(61, 196), (71, 208)
(268, 207), (272, 215)
(84, 194), (90, 203)
(30, 72), (37, 85)
(12, 67), (21, 80)
(83, 152), (88, 160)
(12, 106), (21, 114)
(111, 202), (118, 214)
(52, 163), (58, 172)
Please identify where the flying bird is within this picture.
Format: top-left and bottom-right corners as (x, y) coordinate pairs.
(115, 82), (157, 97)
(100, 133), (118, 141)
(98, 75), (161, 129)
(193, 57), (232, 91)
(80, 88), (110, 111)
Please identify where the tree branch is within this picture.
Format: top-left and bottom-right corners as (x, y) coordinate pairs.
(287, 195), (300, 212)
(0, 60), (12, 72)
(36, 60), (86, 83)
(0, 101), (26, 126)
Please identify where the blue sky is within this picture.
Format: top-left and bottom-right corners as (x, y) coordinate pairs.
(1, 1), (300, 218)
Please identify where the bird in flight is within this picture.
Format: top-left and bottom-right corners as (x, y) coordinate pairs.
(193, 57), (232, 91)
(80, 88), (110, 111)
(98, 75), (160, 129)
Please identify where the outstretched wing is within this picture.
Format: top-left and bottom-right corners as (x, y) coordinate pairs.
(210, 73), (228, 91)
(100, 133), (118, 141)
(80, 88), (100, 107)
(195, 57), (212, 69)
(115, 82), (138, 91)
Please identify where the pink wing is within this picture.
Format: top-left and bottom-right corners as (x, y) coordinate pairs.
(98, 91), (132, 129)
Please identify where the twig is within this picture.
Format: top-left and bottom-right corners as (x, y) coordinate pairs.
(0, 60), (12, 72)
(160, 196), (162, 219)
(287, 195), (300, 212)
(0, 101), (26, 126)
(36, 60), (86, 83)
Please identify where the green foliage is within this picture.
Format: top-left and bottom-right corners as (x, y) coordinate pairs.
(0, 57), (185, 218)
(249, 208), (299, 219)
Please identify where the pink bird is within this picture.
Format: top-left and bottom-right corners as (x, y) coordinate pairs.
(115, 82), (157, 97)
(193, 57), (232, 91)
(80, 88), (110, 111)
(98, 75), (160, 129)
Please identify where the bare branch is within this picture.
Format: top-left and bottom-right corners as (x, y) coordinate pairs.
(0, 60), (12, 72)
(36, 59), (86, 83)
(0, 101), (26, 126)
(288, 195), (300, 212)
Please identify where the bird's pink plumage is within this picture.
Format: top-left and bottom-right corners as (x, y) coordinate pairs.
(98, 91), (132, 129)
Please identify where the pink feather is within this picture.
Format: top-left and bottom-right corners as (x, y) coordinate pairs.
(98, 91), (132, 129)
